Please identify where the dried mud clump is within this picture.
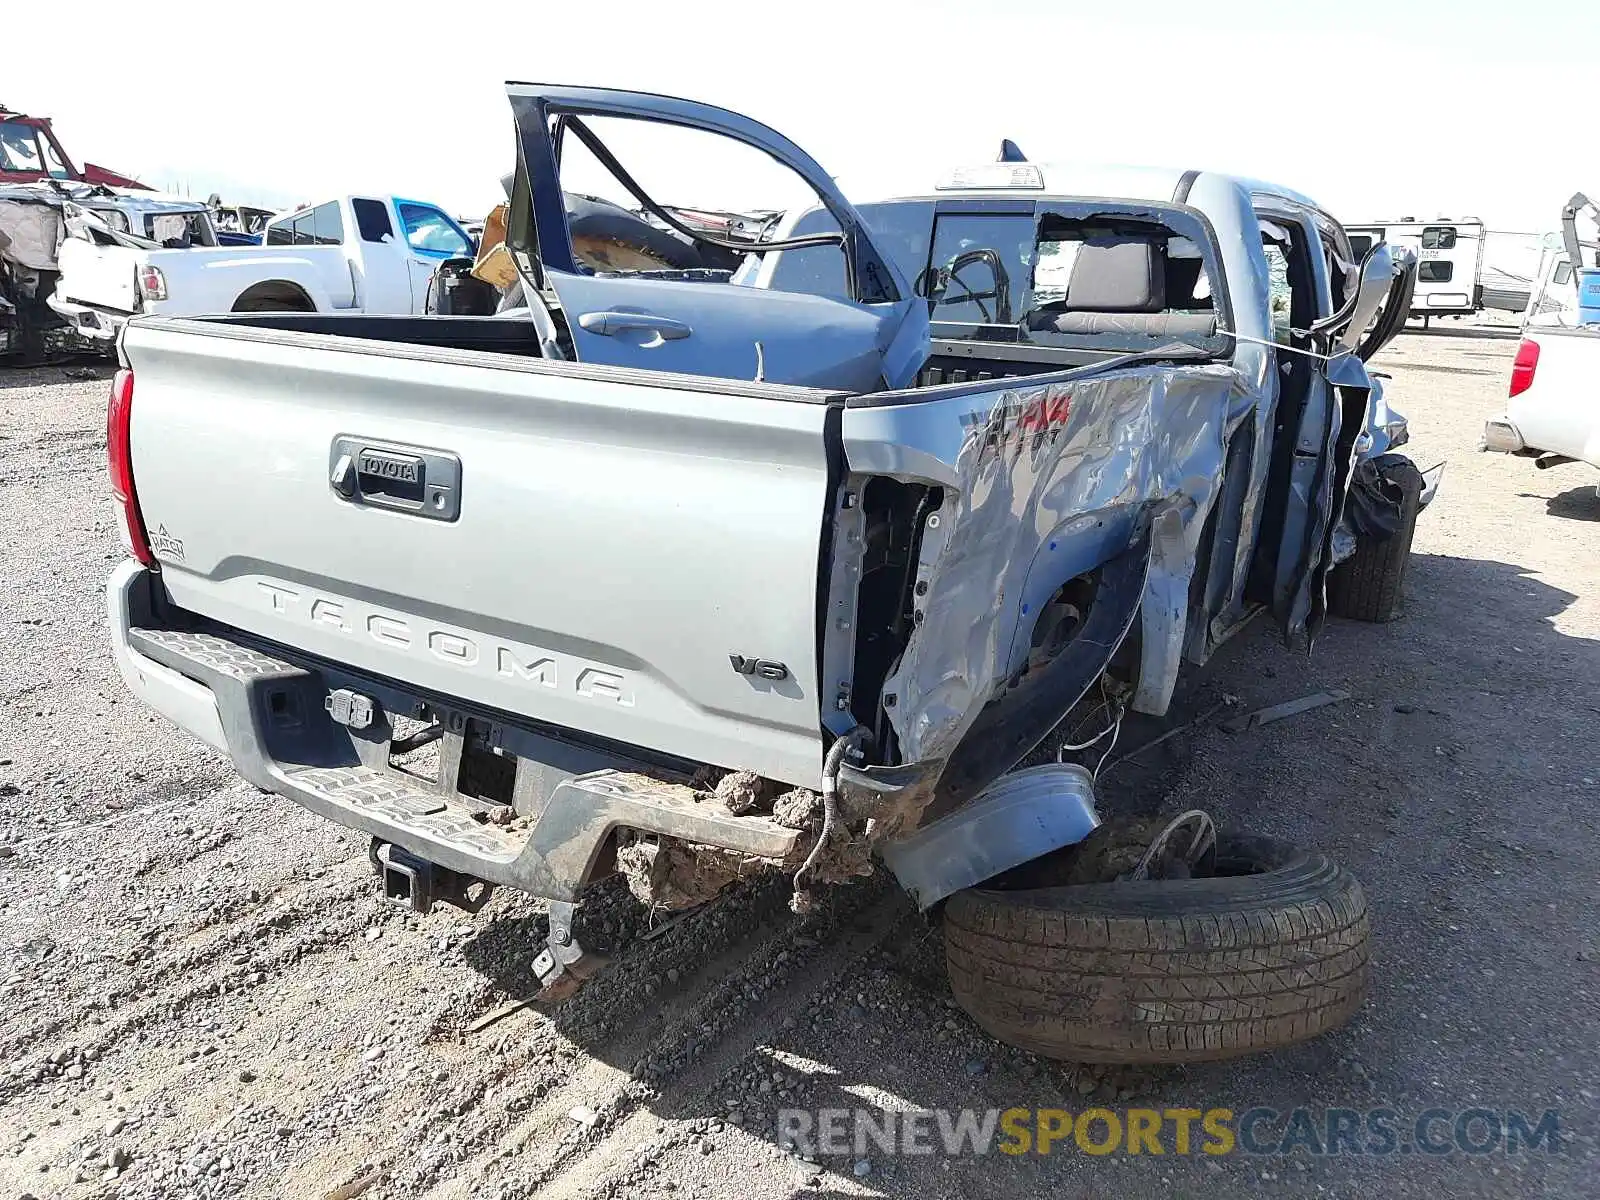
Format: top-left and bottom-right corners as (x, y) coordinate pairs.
(616, 837), (767, 910)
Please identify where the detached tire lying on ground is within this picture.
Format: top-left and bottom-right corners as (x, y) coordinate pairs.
(1326, 456), (1424, 623)
(943, 834), (1369, 1063)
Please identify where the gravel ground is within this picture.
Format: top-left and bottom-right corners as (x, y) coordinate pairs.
(1, 332), (1596, 1199)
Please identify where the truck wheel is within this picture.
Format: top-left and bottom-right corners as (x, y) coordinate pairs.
(942, 833), (1369, 1063)
(231, 282), (315, 313)
(1326, 457), (1423, 623)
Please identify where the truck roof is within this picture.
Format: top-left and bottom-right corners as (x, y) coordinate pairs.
(0, 181), (207, 215)
(1346, 217), (1485, 228)
(80, 189), (209, 216)
(888, 161), (1330, 217)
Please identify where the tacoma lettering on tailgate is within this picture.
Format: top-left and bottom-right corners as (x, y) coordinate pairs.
(255, 583), (633, 705)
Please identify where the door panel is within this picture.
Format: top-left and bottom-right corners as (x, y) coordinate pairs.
(344, 198), (413, 313)
(504, 85), (924, 390)
(551, 270), (900, 390)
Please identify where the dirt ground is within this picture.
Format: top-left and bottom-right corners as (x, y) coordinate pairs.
(1, 331), (1597, 1199)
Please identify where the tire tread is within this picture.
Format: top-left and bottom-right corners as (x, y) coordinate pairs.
(943, 836), (1369, 1063)
(1327, 458), (1423, 623)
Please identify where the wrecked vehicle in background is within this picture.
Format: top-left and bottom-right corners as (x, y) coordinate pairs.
(0, 183), (216, 361)
(1, 105), (156, 358)
(206, 197), (276, 246)
(105, 85), (1420, 1064)
(0, 106), (148, 189)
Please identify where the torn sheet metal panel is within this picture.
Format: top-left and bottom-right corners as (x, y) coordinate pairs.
(882, 762), (1100, 909)
(0, 199), (64, 271)
(1180, 174), (1279, 657)
(1221, 689), (1349, 733)
(1134, 502), (1192, 714)
(929, 530), (1148, 815)
(842, 359), (1243, 767)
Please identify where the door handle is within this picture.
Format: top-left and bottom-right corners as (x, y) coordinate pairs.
(577, 311), (692, 340)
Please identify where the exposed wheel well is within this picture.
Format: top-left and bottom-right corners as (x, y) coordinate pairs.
(231, 281), (316, 312)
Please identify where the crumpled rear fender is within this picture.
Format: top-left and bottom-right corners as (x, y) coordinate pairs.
(929, 525), (1149, 815)
(838, 359), (1243, 828)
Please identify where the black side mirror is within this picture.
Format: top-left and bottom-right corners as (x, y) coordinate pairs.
(914, 265), (948, 304)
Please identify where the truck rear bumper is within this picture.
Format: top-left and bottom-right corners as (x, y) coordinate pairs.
(47, 297), (126, 340)
(109, 560), (229, 752)
(107, 561), (801, 902)
(1483, 418), (1528, 454)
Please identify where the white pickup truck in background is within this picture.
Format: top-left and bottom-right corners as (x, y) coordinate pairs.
(1485, 328), (1600, 483)
(50, 193), (473, 341)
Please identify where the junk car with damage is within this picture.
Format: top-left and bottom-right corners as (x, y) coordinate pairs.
(105, 85), (1423, 1063)
(0, 182), (217, 362)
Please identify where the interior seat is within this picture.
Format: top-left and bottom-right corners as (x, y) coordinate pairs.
(1026, 239), (1217, 338)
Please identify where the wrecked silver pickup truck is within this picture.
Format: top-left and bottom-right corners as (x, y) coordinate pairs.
(107, 85), (1420, 1064)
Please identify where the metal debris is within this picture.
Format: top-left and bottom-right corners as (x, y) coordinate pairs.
(1221, 689), (1350, 734)
(466, 998), (535, 1034)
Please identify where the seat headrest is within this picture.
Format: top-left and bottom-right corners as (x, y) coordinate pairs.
(1063, 239), (1165, 313)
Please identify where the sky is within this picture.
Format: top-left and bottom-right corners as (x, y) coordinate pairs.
(8, 0), (1597, 238)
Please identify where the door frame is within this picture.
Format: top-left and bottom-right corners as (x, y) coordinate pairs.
(501, 84), (905, 306)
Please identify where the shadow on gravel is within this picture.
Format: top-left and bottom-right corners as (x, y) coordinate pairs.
(459, 549), (1597, 1196)
(1401, 323), (1521, 341)
(1545, 483), (1600, 521)
(0, 362), (108, 389)
(1390, 361), (1502, 377)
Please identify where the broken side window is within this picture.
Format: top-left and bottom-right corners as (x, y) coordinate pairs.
(1020, 214), (1220, 352)
(551, 114), (824, 284)
(39, 132), (72, 180)
(0, 122), (44, 173)
(764, 201), (934, 303)
(145, 211), (212, 246)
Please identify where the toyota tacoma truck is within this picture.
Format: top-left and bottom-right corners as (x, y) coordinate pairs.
(106, 84), (1420, 1064)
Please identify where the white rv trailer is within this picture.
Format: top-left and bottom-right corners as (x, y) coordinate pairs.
(1345, 218), (1486, 325)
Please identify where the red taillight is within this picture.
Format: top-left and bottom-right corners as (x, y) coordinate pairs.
(137, 264), (167, 302)
(107, 368), (155, 566)
(1509, 338), (1540, 397)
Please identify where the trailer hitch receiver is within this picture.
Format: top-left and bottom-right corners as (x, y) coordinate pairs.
(370, 840), (494, 914)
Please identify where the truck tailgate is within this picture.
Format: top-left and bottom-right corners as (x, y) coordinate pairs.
(121, 320), (839, 786)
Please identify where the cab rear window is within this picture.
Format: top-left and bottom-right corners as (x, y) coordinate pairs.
(926, 213), (1034, 326)
(769, 200), (1227, 358)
